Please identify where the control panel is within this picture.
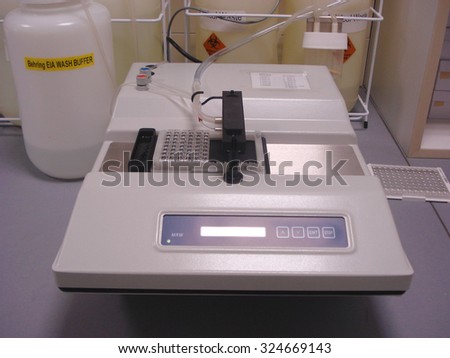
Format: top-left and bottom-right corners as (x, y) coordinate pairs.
(160, 215), (349, 249)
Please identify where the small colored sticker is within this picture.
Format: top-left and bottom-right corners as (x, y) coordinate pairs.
(24, 53), (95, 71)
(344, 37), (356, 63)
(203, 33), (226, 56)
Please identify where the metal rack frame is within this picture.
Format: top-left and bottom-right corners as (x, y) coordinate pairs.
(181, 0), (384, 127)
(109, 0), (169, 62)
(1, 0), (383, 128)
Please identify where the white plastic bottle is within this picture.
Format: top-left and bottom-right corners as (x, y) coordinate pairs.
(4, 0), (115, 179)
(192, 0), (280, 63)
(281, 0), (372, 110)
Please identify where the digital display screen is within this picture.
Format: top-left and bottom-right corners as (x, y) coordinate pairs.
(161, 215), (348, 249)
(200, 226), (266, 238)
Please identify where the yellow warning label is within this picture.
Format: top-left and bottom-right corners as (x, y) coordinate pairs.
(24, 53), (94, 71)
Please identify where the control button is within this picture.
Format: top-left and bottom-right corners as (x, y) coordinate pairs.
(136, 74), (149, 91)
(307, 227), (320, 239)
(276, 226), (290, 239)
(292, 226), (305, 238)
(322, 227), (336, 239)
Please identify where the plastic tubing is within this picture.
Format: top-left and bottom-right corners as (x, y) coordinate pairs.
(126, 0), (140, 61)
(110, 81), (191, 118)
(79, 0), (116, 87)
(191, 0), (348, 124)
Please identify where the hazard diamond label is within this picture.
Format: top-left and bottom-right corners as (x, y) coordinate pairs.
(203, 33), (226, 56)
(344, 37), (356, 63)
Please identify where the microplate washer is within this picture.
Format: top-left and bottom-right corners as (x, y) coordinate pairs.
(52, 63), (413, 294)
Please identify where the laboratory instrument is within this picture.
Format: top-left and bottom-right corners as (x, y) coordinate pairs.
(52, 62), (413, 294)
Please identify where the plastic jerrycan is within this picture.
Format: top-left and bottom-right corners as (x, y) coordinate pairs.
(4, 0), (116, 179)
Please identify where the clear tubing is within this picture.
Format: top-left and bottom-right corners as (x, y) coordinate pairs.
(152, 79), (192, 99)
(126, 0), (140, 60)
(110, 82), (191, 118)
(79, 0), (115, 88)
(191, 0), (348, 124)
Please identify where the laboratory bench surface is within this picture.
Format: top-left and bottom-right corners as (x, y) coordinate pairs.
(1, 102), (450, 338)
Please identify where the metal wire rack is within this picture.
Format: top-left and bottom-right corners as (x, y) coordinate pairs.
(181, 0), (384, 127)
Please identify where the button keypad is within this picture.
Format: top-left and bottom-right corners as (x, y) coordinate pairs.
(275, 226), (337, 240)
